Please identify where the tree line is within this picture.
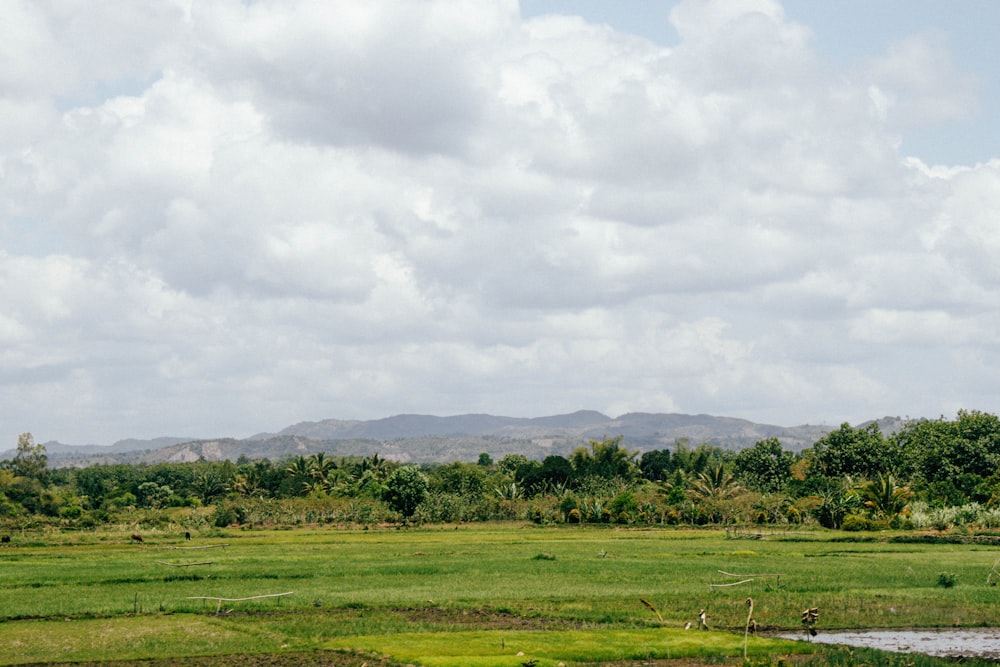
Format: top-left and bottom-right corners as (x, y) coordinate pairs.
(3, 410), (1000, 531)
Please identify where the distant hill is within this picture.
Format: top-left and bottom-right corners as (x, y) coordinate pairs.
(9, 411), (911, 467)
(263, 410), (613, 440)
(262, 410), (838, 452)
(35, 437), (192, 458)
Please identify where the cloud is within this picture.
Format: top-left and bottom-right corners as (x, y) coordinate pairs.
(863, 31), (980, 129)
(192, 0), (514, 155)
(0, 0), (997, 445)
(0, 0), (187, 100)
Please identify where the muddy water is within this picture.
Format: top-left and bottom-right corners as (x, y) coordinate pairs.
(778, 628), (1000, 659)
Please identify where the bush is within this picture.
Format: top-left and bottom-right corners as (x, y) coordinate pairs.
(608, 491), (638, 519)
(0, 501), (21, 518)
(842, 515), (889, 532)
(559, 495), (578, 519)
(213, 503), (237, 528)
(411, 493), (473, 523)
(382, 466), (430, 519)
(58, 505), (82, 520)
(841, 515), (871, 531)
(567, 508), (582, 524)
(937, 572), (957, 588)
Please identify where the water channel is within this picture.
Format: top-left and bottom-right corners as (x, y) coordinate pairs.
(777, 628), (1000, 659)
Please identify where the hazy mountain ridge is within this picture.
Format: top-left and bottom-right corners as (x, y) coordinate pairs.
(269, 409), (614, 440)
(32, 437), (191, 457)
(8, 412), (910, 467)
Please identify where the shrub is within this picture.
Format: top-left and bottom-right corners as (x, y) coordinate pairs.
(608, 490), (638, 520)
(567, 508), (582, 524)
(411, 493), (471, 523)
(937, 572), (957, 588)
(382, 466), (430, 519)
(841, 514), (872, 531)
(58, 505), (82, 520)
(842, 515), (889, 532)
(559, 495), (579, 521)
(0, 501), (21, 518)
(212, 503), (237, 528)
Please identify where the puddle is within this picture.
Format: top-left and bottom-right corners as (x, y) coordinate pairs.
(777, 628), (1000, 659)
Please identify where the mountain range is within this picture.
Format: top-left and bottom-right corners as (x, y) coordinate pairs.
(6, 411), (908, 467)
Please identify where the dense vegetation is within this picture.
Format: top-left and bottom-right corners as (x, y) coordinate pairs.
(4, 410), (1000, 532)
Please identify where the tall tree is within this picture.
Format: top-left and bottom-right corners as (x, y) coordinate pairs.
(639, 449), (671, 481)
(892, 410), (1000, 503)
(734, 438), (794, 493)
(808, 422), (890, 481)
(9, 433), (47, 481)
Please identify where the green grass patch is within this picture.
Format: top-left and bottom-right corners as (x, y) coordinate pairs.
(325, 628), (813, 666)
(0, 614), (288, 665)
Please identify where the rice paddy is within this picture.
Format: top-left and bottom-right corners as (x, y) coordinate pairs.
(2, 524), (999, 665)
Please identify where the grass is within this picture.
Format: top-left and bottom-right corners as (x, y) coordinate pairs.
(2, 524), (1000, 664)
(0, 615), (285, 664)
(324, 628), (812, 666)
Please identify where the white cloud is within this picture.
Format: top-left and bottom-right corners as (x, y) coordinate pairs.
(0, 0), (998, 446)
(863, 31), (979, 129)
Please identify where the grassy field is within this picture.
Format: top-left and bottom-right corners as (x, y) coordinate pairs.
(2, 523), (999, 665)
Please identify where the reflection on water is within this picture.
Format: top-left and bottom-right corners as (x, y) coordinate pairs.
(778, 628), (1000, 659)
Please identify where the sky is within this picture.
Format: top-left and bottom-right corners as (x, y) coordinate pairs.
(2, 0), (1000, 447)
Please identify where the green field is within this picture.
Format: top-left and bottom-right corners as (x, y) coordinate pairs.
(2, 524), (998, 666)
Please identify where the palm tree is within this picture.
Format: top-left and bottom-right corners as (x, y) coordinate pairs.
(284, 456), (313, 495)
(342, 454), (393, 498)
(308, 452), (337, 485)
(229, 473), (261, 497)
(688, 464), (742, 500)
(861, 473), (913, 522)
(191, 468), (228, 504)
